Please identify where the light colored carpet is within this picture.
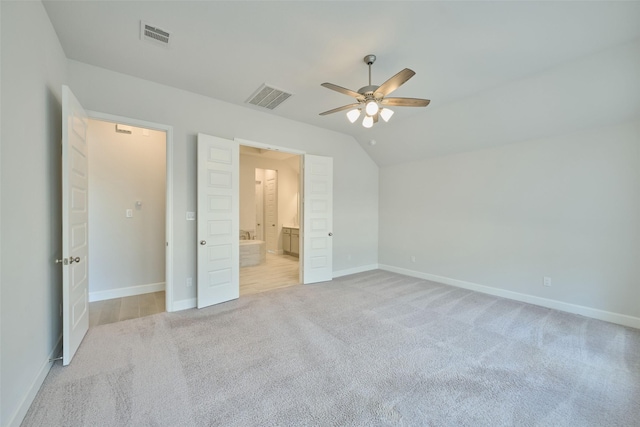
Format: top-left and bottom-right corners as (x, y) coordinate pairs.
(22, 270), (640, 426)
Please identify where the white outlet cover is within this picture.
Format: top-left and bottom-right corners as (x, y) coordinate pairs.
(126, 209), (133, 218)
(186, 212), (196, 221)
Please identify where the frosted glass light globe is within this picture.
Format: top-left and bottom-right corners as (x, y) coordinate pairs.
(365, 100), (378, 116)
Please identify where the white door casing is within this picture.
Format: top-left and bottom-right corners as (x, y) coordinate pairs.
(303, 154), (333, 284)
(61, 85), (90, 365)
(197, 134), (239, 309)
(265, 169), (278, 253)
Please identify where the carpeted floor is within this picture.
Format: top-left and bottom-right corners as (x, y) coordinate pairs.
(22, 270), (640, 426)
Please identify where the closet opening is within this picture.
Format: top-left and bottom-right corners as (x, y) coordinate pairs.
(86, 117), (170, 326)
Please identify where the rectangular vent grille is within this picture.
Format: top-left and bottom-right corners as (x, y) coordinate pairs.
(140, 21), (171, 47)
(246, 84), (292, 110)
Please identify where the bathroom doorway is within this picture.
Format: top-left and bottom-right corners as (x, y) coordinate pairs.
(239, 145), (300, 295)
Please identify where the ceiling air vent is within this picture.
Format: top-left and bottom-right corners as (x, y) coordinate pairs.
(246, 84), (292, 110)
(140, 21), (171, 47)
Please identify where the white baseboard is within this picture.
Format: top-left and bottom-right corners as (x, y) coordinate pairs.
(8, 334), (62, 427)
(333, 264), (379, 278)
(378, 264), (640, 330)
(89, 282), (165, 302)
(171, 297), (197, 312)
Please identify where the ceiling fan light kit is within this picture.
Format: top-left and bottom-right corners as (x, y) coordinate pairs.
(346, 108), (361, 123)
(320, 54), (430, 128)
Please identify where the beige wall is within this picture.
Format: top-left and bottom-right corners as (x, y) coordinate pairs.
(87, 119), (166, 299)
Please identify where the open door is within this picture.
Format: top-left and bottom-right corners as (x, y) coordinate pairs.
(303, 154), (333, 284)
(197, 134), (239, 308)
(61, 86), (89, 365)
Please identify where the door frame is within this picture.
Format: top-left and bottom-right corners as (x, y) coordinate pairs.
(235, 138), (305, 284)
(86, 110), (175, 312)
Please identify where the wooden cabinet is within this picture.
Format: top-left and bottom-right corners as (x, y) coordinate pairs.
(283, 228), (291, 252)
(282, 227), (299, 257)
(291, 229), (299, 255)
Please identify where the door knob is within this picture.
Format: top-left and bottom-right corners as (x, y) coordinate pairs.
(55, 258), (68, 265)
(200, 240), (206, 245)
(328, 232), (333, 237)
(69, 256), (80, 264)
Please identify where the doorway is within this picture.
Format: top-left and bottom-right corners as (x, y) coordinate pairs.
(85, 114), (173, 325)
(239, 145), (301, 295)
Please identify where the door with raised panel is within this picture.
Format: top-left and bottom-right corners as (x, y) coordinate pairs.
(302, 155), (333, 284)
(197, 133), (239, 309)
(264, 169), (278, 253)
(61, 85), (90, 366)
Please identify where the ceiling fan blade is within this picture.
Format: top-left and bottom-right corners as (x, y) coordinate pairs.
(375, 68), (416, 97)
(380, 97), (430, 107)
(321, 82), (363, 99)
(319, 103), (361, 116)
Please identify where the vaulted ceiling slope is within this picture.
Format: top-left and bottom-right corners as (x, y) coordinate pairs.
(43, 1), (640, 166)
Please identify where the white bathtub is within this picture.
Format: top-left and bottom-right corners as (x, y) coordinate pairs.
(240, 240), (266, 267)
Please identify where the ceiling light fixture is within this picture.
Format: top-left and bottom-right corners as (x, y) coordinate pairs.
(365, 100), (379, 116)
(346, 108), (361, 123)
(321, 54), (431, 129)
(379, 108), (394, 122)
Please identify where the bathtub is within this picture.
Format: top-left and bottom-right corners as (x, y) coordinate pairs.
(240, 240), (266, 267)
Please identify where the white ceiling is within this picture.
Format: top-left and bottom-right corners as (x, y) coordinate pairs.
(43, 1), (640, 166)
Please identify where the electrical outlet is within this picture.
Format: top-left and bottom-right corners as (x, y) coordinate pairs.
(126, 209), (133, 218)
(543, 276), (552, 287)
(186, 277), (193, 287)
(411, 255), (416, 263)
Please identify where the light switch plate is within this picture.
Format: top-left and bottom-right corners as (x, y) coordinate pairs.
(126, 209), (133, 218)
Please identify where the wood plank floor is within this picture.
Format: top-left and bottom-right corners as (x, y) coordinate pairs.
(240, 253), (300, 296)
(89, 254), (297, 327)
(89, 291), (165, 328)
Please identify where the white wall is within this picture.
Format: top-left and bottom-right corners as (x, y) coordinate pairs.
(68, 60), (380, 307)
(240, 154), (299, 251)
(379, 119), (640, 324)
(88, 119), (166, 300)
(0, 2), (68, 426)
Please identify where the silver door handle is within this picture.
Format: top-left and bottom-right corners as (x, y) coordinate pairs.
(200, 240), (206, 245)
(55, 258), (68, 265)
(328, 232), (333, 237)
(69, 257), (80, 264)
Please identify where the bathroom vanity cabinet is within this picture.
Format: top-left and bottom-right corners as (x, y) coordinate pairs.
(282, 226), (299, 257)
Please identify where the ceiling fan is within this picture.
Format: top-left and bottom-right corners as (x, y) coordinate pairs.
(319, 54), (430, 128)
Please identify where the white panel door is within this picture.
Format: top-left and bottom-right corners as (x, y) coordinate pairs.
(61, 85), (89, 366)
(255, 178), (264, 241)
(197, 134), (239, 309)
(303, 155), (333, 284)
(265, 169), (278, 253)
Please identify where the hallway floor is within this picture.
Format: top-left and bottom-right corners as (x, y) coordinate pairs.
(89, 291), (165, 328)
(89, 253), (298, 327)
(240, 253), (300, 296)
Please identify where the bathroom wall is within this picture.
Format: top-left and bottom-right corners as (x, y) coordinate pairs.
(87, 119), (166, 300)
(239, 153), (299, 252)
